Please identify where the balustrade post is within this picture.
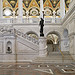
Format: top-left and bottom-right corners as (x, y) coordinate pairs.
(39, 37), (47, 57)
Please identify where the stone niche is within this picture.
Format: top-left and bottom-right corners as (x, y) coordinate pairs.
(3, 35), (16, 62)
(6, 41), (12, 54)
(4, 36), (15, 54)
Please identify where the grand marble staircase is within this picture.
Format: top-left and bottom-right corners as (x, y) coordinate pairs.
(14, 29), (39, 52)
(33, 51), (74, 63)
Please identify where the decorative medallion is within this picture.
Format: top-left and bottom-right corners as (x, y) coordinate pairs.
(29, 0), (39, 9)
(3, 0), (12, 8)
(50, 0), (60, 8)
(29, 7), (39, 16)
(44, 0), (52, 8)
(7, 0), (17, 8)
(44, 7), (53, 16)
(23, 0), (31, 8)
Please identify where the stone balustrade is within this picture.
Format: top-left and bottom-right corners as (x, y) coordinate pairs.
(14, 29), (39, 45)
(0, 17), (61, 24)
(0, 18), (13, 24)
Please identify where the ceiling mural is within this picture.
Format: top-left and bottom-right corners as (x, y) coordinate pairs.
(7, 0), (17, 8)
(3, 0), (12, 8)
(23, 0), (31, 8)
(44, 0), (52, 8)
(28, 0), (39, 9)
(35, 0), (40, 6)
(2, 0), (70, 17)
(65, 0), (70, 8)
(44, 0), (60, 8)
(50, 0), (60, 8)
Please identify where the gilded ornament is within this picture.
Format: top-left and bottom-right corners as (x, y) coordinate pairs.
(10, 0), (15, 6)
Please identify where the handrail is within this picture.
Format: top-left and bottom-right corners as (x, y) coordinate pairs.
(14, 29), (39, 45)
(58, 46), (64, 62)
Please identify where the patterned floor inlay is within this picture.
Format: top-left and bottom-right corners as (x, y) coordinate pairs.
(18, 65), (30, 68)
(0, 63), (75, 75)
(34, 69), (53, 74)
(61, 68), (75, 73)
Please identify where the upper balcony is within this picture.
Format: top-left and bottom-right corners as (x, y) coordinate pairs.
(0, 17), (61, 25)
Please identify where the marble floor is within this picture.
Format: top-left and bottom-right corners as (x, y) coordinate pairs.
(0, 63), (75, 75)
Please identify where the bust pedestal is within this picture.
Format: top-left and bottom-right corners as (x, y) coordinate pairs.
(39, 37), (47, 57)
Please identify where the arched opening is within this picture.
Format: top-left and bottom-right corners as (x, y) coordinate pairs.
(26, 31), (38, 39)
(47, 33), (60, 55)
(6, 41), (12, 53)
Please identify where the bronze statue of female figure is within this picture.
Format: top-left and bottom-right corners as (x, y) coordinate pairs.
(39, 18), (44, 37)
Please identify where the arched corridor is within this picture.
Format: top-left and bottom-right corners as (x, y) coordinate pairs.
(47, 33), (60, 55)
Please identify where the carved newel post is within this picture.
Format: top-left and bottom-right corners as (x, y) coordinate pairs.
(39, 15), (47, 57)
(39, 37), (47, 57)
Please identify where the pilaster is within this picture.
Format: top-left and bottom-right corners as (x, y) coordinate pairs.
(60, 0), (65, 19)
(40, 0), (44, 18)
(18, 0), (23, 23)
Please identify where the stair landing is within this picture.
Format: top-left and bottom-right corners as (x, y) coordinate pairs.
(33, 52), (74, 63)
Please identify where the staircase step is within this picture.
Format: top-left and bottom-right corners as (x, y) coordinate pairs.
(33, 52), (74, 63)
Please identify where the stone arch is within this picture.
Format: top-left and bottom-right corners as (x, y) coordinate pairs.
(46, 31), (61, 40)
(26, 31), (39, 39)
(46, 31), (61, 54)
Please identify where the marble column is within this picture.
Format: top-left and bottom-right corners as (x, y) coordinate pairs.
(40, 0), (44, 18)
(18, 0), (23, 23)
(0, 0), (3, 18)
(60, 0), (65, 19)
(39, 37), (47, 57)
